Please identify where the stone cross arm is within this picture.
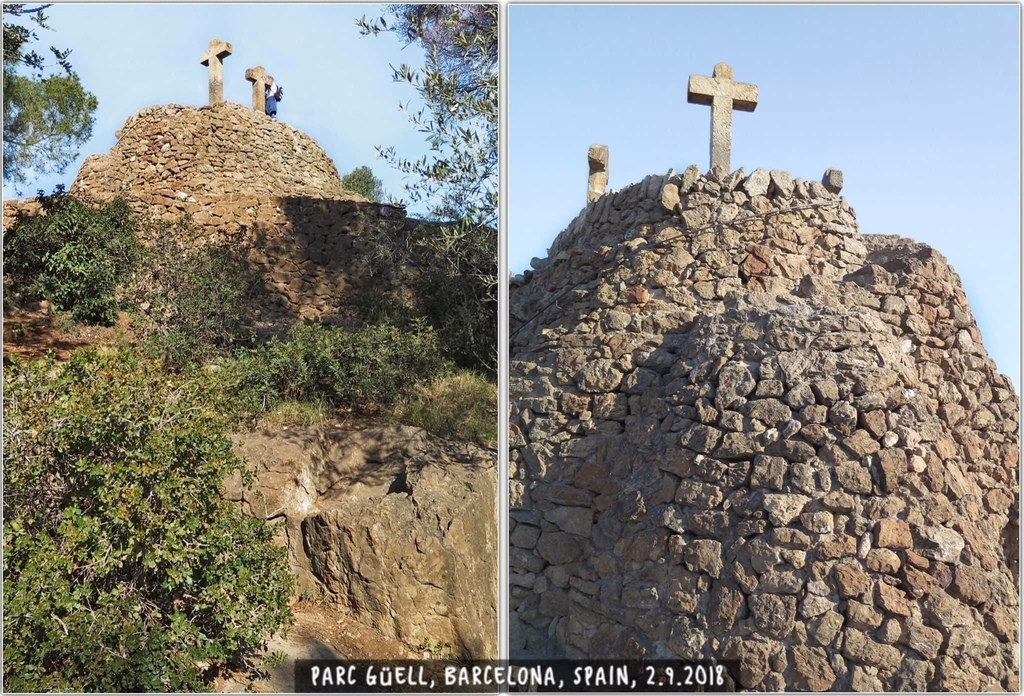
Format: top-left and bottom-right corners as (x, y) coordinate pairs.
(199, 38), (232, 106)
(687, 69), (758, 112)
(200, 38), (233, 66)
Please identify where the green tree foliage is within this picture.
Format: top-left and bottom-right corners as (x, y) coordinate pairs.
(3, 350), (294, 691)
(229, 321), (449, 414)
(341, 165), (385, 203)
(132, 231), (264, 371)
(3, 4), (98, 193)
(358, 4), (497, 373)
(358, 4), (497, 224)
(3, 189), (142, 324)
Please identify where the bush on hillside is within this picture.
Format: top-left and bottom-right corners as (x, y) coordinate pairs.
(3, 189), (142, 324)
(132, 232), (265, 371)
(228, 321), (449, 414)
(393, 370), (497, 447)
(358, 218), (497, 375)
(3, 350), (294, 692)
(411, 218), (497, 375)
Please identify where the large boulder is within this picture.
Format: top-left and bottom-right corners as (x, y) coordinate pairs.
(225, 424), (497, 659)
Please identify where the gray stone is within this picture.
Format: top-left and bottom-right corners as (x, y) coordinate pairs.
(587, 144), (609, 203)
(741, 168), (770, 197)
(660, 183), (680, 213)
(575, 359), (623, 393)
(768, 169), (794, 198)
(748, 593), (796, 639)
(716, 362), (756, 409)
(747, 538), (781, 573)
(915, 525), (965, 563)
(679, 423), (722, 454)
(683, 539), (723, 578)
(822, 168), (843, 194)
(511, 523), (541, 549)
(536, 531), (584, 565)
(680, 164), (702, 193)
(762, 493), (811, 526)
(544, 506), (593, 538)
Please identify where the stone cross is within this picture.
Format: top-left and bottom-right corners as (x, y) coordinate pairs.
(687, 63), (758, 172)
(587, 144), (609, 203)
(199, 39), (232, 105)
(245, 66), (273, 113)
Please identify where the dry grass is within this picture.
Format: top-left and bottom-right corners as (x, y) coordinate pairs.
(255, 399), (329, 431)
(393, 370), (497, 448)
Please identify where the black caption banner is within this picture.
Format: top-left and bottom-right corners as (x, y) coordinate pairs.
(294, 659), (740, 693)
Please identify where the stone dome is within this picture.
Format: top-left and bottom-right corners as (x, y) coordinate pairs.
(70, 101), (362, 208)
(509, 166), (1019, 691)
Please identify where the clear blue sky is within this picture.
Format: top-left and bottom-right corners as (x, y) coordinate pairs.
(509, 4), (1020, 390)
(3, 3), (432, 211)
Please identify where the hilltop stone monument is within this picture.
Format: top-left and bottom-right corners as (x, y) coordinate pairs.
(510, 160), (1019, 688)
(507, 93), (1019, 683)
(245, 65), (273, 113)
(588, 144), (609, 203)
(199, 38), (233, 105)
(688, 63), (758, 172)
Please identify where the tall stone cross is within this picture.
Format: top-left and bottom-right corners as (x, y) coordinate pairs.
(687, 63), (758, 172)
(245, 66), (273, 113)
(199, 39), (232, 105)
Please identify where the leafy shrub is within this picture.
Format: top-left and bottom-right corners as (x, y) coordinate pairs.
(394, 370), (497, 447)
(358, 218), (497, 375)
(3, 349), (294, 692)
(410, 219), (497, 375)
(229, 321), (449, 413)
(3, 189), (142, 324)
(341, 165), (385, 202)
(133, 232), (264, 371)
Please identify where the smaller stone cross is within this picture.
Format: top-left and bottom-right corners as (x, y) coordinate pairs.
(687, 63), (758, 172)
(245, 66), (273, 113)
(199, 39), (232, 105)
(587, 144), (609, 203)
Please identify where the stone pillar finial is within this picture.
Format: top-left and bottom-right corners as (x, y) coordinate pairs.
(687, 63), (758, 172)
(588, 144), (609, 204)
(199, 38), (233, 105)
(245, 66), (273, 113)
(823, 168), (844, 194)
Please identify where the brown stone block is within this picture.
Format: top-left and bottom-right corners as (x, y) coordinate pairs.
(875, 519), (912, 549)
(833, 562), (870, 598)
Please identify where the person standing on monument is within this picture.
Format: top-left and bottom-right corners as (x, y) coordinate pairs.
(265, 79), (283, 118)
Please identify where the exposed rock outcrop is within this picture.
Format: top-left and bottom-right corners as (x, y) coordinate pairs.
(225, 424), (498, 660)
(510, 165), (1019, 690)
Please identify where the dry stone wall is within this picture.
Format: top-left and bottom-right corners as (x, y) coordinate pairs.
(2, 101), (419, 323)
(509, 165), (1019, 691)
(71, 102), (353, 206)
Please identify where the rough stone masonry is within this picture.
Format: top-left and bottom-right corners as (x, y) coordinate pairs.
(509, 163), (1019, 691)
(54, 101), (413, 324)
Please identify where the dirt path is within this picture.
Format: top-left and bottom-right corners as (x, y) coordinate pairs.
(3, 305), (134, 363)
(216, 598), (421, 693)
